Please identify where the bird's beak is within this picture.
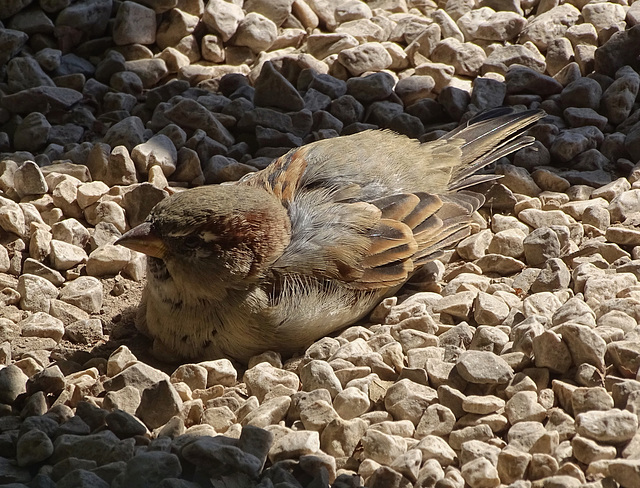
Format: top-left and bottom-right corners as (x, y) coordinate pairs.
(115, 222), (166, 259)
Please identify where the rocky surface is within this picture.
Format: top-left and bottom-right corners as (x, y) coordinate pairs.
(1, 0), (640, 487)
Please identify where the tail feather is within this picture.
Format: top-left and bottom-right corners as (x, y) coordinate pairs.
(442, 109), (545, 190)
(448, 135), (537, 190)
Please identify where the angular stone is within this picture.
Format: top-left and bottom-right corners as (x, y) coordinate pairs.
(18, 273), (58, 313)
(58, 276), (103, 313)
(136, 379), (183, 430)
(456, 350), (514, 384)
(576, 409), (638, 444)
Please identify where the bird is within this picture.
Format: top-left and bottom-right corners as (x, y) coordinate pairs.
(115, 107), (545, 363)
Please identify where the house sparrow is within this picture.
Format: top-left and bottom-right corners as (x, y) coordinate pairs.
(116, 107), (545, 363)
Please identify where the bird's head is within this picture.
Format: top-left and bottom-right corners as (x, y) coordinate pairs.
(116, 185), (291, 292)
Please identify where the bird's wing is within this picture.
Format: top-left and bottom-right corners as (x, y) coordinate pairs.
(242, 146), (482, 290)
(240, 108), (544, 290)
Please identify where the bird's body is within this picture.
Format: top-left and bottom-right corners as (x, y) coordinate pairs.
(117, 108), (545, 363)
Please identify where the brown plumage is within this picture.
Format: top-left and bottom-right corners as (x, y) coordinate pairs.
(116, 107), (545, 363)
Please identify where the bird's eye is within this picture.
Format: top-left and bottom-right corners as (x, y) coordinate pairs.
(183, 235), (201, 250)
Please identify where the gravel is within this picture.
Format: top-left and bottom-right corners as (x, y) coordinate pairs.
(1, 0), (640, 487)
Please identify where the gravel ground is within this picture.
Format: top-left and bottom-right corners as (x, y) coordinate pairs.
(1, 0), (640, 487)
